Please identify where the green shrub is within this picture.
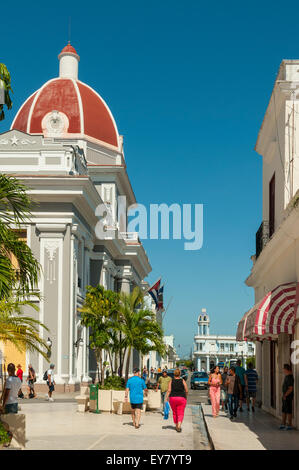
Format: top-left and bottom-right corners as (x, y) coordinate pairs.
(0, 421), (11, 445)
(99, 375), (125, 390)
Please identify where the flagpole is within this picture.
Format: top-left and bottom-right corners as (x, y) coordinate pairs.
(162, 297), (173, 321)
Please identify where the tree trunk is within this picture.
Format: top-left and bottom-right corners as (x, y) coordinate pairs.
(125, 347), (131, 384)
(114, 350), (118, 376)
(119, 332), (123, 376)
(99, 349), (104, 386)
(108, 349), (113, 374)
(120, 347), (127, 377)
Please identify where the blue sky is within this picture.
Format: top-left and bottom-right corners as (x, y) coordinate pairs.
(2, 0), (299, 357)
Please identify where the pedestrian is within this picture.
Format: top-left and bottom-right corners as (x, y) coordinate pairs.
(279, 364), (294, 430)
(0, 363), (22, 414)
(142, 366), (147, 383)
(27, 364), (36, 398)
(235, 359), (246, 412)
(165, 368), (188, 432)
(221, 366), (229, 411)
(244, 362), (258, 412)
(155, 369), (171, 414)
(0, 363), (22, 448)
(47, 363), (55, 402)
(208, 366), (222, 417)
(16, 364), (24, 399)
(125, 368), (148, 429)
(158, 367), (161, 373)
(226, 366), (242, 421)
(150, 367), (154, 379)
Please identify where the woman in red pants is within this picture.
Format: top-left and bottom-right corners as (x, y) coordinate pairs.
(208, 366), (222, 417)
(165, 368), (188, 432)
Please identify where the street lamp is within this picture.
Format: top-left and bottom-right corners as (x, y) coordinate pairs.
(46, 337), (52, 359)
(74, 338), (84, 348)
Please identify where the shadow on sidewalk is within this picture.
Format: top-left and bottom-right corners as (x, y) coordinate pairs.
(206, 405), (299, 450)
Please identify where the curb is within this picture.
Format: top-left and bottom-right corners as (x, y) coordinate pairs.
(199, 405), (215, 450)
(190, 405), (212, 450)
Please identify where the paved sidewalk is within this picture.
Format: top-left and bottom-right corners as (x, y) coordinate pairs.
(202, 403), (299, 450)
(18, 401), (206, 450)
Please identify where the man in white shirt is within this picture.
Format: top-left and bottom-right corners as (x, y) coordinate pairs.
(0, 363), (22, 414)
(47, 363), (56, 402)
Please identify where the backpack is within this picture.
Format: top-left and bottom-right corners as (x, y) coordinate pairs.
(43, 370), (48, 381)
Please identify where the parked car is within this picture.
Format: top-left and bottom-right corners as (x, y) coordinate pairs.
(190, 371), (209, 390)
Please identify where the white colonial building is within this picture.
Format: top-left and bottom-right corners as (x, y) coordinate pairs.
(194, 309), (255, 371)
(237, 58), (299, 428)
(0, 43), (154, 391)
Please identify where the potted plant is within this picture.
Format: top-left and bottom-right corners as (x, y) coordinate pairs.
(0, 421), (11, 448)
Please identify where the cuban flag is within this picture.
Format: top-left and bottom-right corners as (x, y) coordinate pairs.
(158, 285), (164, 311)
(148, 278), (161, 309)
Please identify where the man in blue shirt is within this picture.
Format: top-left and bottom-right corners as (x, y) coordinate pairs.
(235, 359), (246, 412)
(244, 362), (258, 412)
(125, 368), (148, 429)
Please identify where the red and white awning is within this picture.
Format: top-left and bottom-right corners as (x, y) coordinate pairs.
(237, 282), (299, 341)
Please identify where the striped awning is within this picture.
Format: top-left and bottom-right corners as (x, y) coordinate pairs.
(237, 282), (299, 341)
(236, 303), (259, 341)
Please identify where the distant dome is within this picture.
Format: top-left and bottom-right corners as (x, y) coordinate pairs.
(198, 313), (210, 323)
(11, 44), (120, 149)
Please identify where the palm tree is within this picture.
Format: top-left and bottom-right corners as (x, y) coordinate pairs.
(0, 174), (40, 298)
(119, 287), (166, 383)
(0, 295), (50, 360)
(0, 63), (13, 121)
(80, 285), (120, 385)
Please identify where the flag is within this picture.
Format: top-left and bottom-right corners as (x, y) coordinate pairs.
(148, 278), (161, 309)
(158, 285), (164, 311)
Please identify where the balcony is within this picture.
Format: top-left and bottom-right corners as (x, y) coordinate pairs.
(256, 220), (269, 259)
(119, 232), (140, 244)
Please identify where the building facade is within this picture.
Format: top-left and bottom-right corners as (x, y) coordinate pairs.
(194, 309), (255, 371)
(161, 335), (179, 369)
(237, 59), (299, 427)
(0, 44), (152, 390)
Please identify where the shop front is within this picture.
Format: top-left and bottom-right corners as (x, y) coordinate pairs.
(237, 282), (298, 422)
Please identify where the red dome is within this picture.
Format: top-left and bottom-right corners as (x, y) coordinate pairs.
(11, 78), (119, 148)
(59, 44), (78, 56)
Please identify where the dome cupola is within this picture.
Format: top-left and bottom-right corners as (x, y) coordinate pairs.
(11, 44), (120, 149)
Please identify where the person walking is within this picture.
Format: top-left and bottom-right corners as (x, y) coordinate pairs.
(155, 369), (171, 414)
(142, 366), (147, 383)
(125, 368), (148, 429)
(165, 368), (188, 432)
(47, 363), (55, 402)
(16, 364), (24, 399)
(208, 366), (222, 417)
(244, 362), (258, 412)
(221, 366), (229, 411)
(27, 364), (36, 398)
(235, 359), (246, 412)
(279, 364), (294, 430)
(0, 363), (22, 414)
(226, 366), (242, 421)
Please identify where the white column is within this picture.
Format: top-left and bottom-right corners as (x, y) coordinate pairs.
(206, 355), (210, 372)
(68, 227), (77, 385)
(82, 326), (91, 383)
(56, 237), (64, 384)
(197, 357), (201, 371)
